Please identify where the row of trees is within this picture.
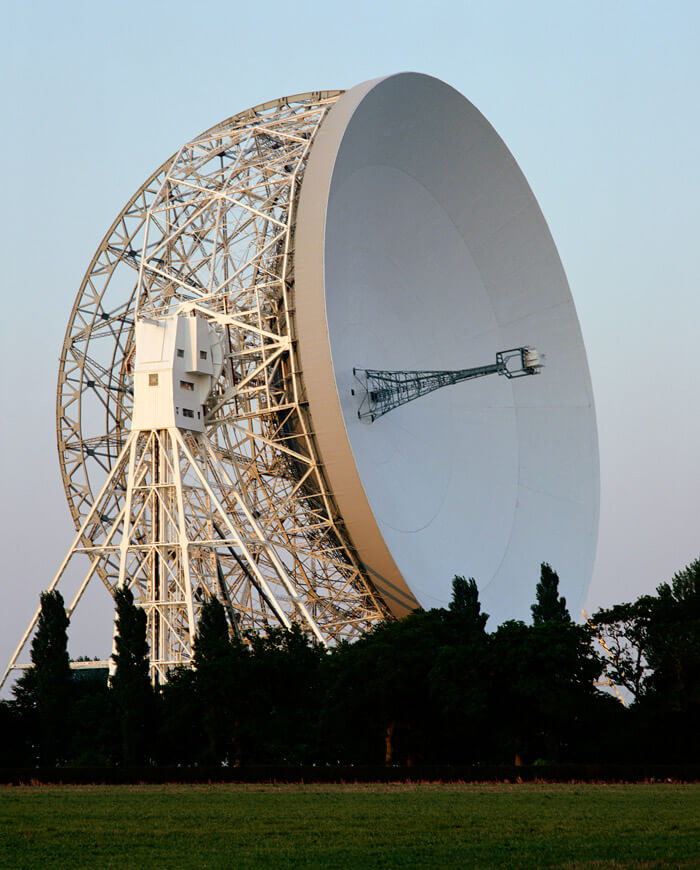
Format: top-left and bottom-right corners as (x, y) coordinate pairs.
(1, 560), (698, 768)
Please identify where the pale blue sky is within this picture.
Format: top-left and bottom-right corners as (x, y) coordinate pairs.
(2, 0), (699, 664)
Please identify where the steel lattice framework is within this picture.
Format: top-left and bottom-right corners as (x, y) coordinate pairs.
(353, 349), (542, 421)
(4, 92), (390, 686)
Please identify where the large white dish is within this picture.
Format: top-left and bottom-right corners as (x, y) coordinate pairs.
(296, 73), (599, 625)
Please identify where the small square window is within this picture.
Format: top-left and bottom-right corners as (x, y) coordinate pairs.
(148, 373), (159, 386)
(177, 348), (184, 358)
(180, 380), (194, 391)
(183, 408), (194, 418)
(199, 350), (208, 360)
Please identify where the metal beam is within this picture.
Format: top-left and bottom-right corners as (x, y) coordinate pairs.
(354, 347), (542, 421)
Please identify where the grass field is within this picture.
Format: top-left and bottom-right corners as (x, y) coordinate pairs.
(0, 782), (698, 868)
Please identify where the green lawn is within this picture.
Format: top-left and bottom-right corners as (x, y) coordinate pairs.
(1, 783), (697, 868)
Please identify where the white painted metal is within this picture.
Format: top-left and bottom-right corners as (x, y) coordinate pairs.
(131, 314), (221, 432)
(3, 74), (599, 687)
(296, 73), (599, 626)
(2, 91), (391, 688)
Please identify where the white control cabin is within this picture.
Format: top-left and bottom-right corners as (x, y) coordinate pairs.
(131, 314), (219, 432)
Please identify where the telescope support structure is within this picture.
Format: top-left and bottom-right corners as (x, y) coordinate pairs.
(1, 425), (330, 688)
(354, 347), (542, 422)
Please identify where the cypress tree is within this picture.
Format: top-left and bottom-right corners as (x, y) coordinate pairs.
(110, 585), (154, 765)
(192, 598), (241, 764)
(449, 575), (489, 632)
(193, 598), (233, 672)
(531, 562), (571, 624)
(13, 590), (72, 764)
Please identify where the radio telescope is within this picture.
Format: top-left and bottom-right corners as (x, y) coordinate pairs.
(3, 73), (598, 685)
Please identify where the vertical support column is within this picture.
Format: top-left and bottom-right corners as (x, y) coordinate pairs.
(171, 430), (196, 649)
(151, 431), (162, 683)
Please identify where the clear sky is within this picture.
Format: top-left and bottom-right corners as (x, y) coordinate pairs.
(2, 0), (699, 668)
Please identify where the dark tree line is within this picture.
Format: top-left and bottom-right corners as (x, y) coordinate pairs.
(591, 558), (700, 760)
(1, 560), (698, 768)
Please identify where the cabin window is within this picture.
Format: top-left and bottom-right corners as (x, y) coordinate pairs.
(148, 373), (159, 386)
(183, 408), (194, 418)
(199, 350), (208, 360)
(180, 380), (194, 391)
(177, 348), (184, 358)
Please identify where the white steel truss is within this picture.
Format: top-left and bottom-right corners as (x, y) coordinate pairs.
(3, 92), (389, 687)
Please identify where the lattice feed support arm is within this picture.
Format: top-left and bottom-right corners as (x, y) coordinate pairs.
(353, 347), (542, 421)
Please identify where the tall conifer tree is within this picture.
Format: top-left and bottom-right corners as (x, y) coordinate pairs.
(449, 575), (489, 632)
(531, 562), (571, 624)
(111, 585), (154, 764)
(13, 590), (72, 764)
(192, 598), (241, 764)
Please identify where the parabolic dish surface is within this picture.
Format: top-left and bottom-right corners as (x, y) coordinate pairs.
(296, 73), (599, 625)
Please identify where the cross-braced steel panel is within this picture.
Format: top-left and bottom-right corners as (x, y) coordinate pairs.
(5, 93), (390, 686)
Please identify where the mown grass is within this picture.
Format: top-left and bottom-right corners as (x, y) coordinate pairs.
(1, 782), (698, 868)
